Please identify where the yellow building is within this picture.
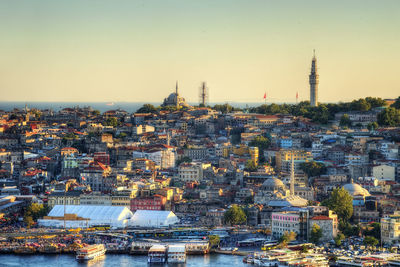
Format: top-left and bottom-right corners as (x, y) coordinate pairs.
(249, 146), (259, 165)
(275, 149), (313, 172)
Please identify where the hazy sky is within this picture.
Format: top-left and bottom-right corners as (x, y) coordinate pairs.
(0, 0), (399, 103)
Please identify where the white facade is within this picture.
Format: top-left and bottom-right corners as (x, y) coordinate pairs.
(271, 211), (301, 239)
(178, 162), (210, 182)
(372, 164), (395, 181)
(132, 148), (176, 169)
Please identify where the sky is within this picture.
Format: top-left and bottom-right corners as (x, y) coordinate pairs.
(0, 0), (399, 104)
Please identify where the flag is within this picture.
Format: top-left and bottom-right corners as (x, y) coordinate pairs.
(296, 92), (298, 98)
(263, 92), (267, 99)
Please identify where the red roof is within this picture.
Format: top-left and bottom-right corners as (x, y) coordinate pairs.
(311, 215), (332, 220)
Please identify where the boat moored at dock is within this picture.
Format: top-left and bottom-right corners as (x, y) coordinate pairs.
(76, 244), (106, 261)
(167, 244), (186, 263)
(148, 245), (167, 263)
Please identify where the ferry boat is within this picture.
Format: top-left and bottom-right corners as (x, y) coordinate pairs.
(388, 255), (400, 266)
(185, 241), (209, 254)
(76, 244), (106, 261)
(168, 244), (186, 263)
(148, 245), (167, 263)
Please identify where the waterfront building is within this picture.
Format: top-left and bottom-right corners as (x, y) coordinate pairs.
(271, 209), (309, 241)
(381, 211), (400, 245)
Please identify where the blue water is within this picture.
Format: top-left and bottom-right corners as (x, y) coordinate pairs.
(0, 254), (247, 267)
(0, 101), (267, 113)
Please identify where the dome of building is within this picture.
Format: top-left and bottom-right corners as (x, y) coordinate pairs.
(261, 177), (287, 192)
(343, 182), (370, 197)
(166, 93), (178, 102)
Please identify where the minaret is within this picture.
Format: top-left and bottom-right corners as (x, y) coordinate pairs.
(175, 81), (179, 109)
(309, 50), (319, 107)
(290, 152), (295, 196)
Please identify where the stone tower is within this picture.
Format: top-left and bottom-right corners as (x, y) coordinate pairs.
(309, 50), (319, 107)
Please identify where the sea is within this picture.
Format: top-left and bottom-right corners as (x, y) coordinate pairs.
(0, 101), (267, 113)
(0, 254), (247, 267)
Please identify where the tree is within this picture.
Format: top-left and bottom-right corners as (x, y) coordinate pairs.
(377, 107), (400, 126)
(176, 156), (192, 166)
(364, 222), (380, 240)
(334, 233), (345, 247)
(363, 236), (379, 247)
(278, 231), (297, 247)
(310, 224), (323, 244)
(93, 110), (101, 116)
(104, 117), (119, 127)
(350, 98), (371, 111)
(24, 203), (48, 227)
(116, 132), (127, 139)
(24, 216), (34, 228)
(249, 135), (271, 151)
(390, 97), (400, 109)
(208, 235), (220, 249)
(213, 104), (237, 114)
(365, 97), (386, 108)
(367, 122), (378, 131)
(136, 104), (157, 113)
(339, 114), (352, 127)
(244, 160), (258, 172)
(224, 205), (247, 225)
(341, 222), (361, 237)
(322, 187), (353, 224)
(300, 161), (327, 177)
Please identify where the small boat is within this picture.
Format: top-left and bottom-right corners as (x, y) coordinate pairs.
(76, 244), (106, 261)
(148, 245), (167, 263)
(168, 244), (186, 263)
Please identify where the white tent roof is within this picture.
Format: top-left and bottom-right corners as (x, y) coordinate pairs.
(40, 205), (133, 228)
(130, 210), (179, 227)
(49, 205), (133, 221)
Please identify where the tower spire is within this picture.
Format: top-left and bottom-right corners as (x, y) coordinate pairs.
(175, 81), (179, 109)
(309, 50), (319, 107)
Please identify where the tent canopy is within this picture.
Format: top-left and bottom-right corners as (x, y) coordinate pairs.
(130, 210), (179, 227)
(39, 205), (133, 228)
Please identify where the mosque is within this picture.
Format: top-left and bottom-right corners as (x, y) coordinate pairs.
(254, 177), (308, 207)
(342, 179), (371, 198)
(162, 81), (190, 108)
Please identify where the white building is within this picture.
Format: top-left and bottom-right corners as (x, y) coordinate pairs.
(372, 164), (396, 181)
(178, 162), (211, 182)
(132, 145), (176, 169)
(132, 125), (155, 135)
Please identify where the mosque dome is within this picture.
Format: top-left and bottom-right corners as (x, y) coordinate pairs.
(166, 93), (178, 102)
(261, 177), (287, 192)
(343, 182), (370, 197)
